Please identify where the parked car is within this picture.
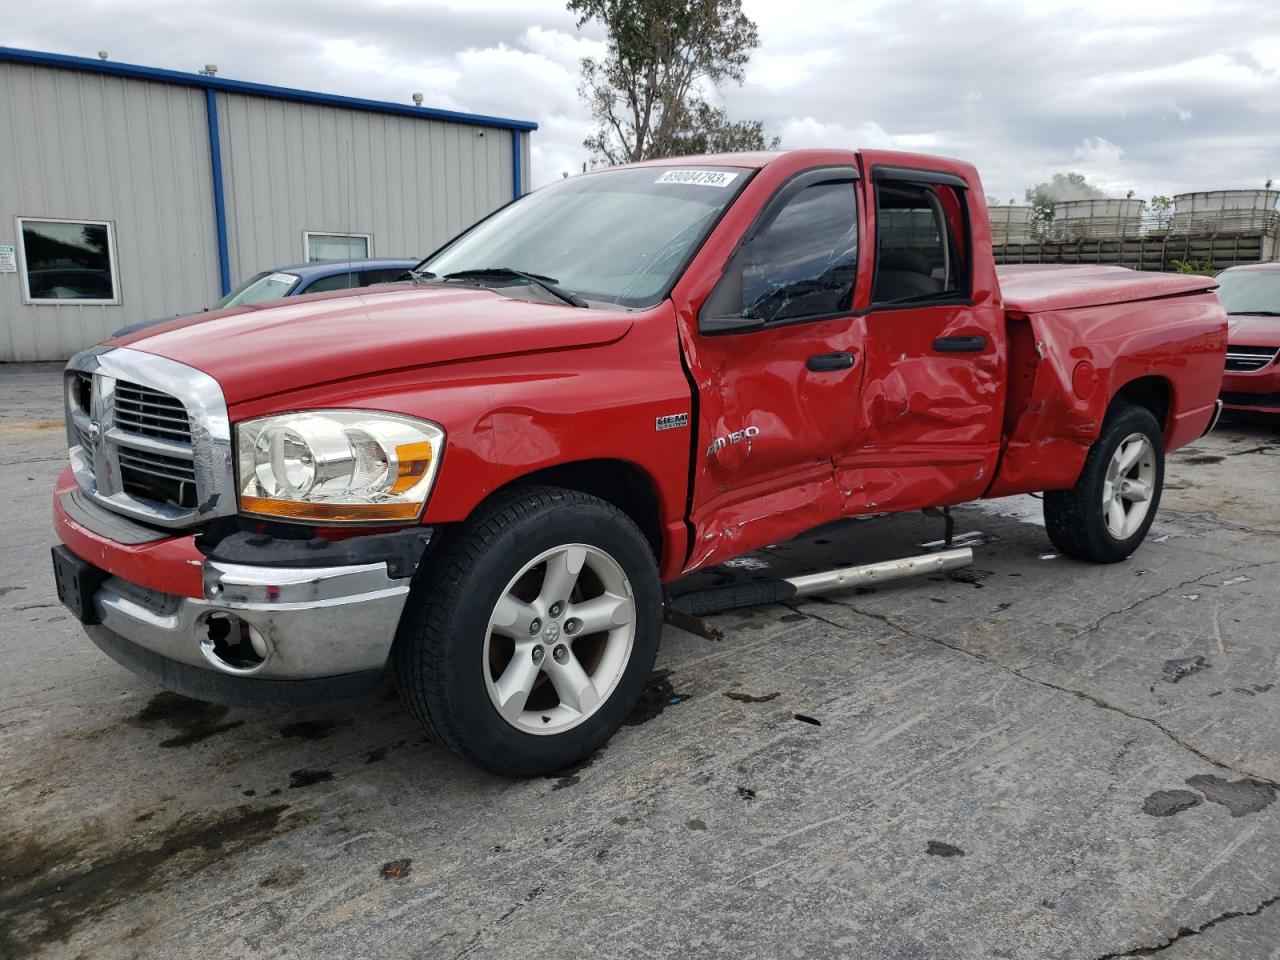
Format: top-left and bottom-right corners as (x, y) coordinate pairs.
(215, 258), (418, 307)
(1215, 262), (1280, 416)
(52, 149), (1226, 777)
(111, 258), (418, 336)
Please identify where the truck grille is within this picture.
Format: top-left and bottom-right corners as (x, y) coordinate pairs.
(114, 381), (194, 443)
(64, 348), (236, 529)
(71, 378), (198, 509)
(1221, 391), (1280, 409)
(1225, 347), (1279, 372)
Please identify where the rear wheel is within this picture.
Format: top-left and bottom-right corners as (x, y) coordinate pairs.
(1043, 403), (1165, 563)
(394, 486), (661, 777)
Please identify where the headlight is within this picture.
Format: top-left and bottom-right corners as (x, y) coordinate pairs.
(235, 411), (444, 522)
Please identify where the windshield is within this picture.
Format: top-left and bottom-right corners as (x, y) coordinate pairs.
(216, 271), (301, 309)
(420, 166), (751, 308)
(1215, 269), (1280, 315)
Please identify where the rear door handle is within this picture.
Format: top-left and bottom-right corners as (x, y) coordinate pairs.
(932, 335), (987, 353)
(807, 351), (856, 372)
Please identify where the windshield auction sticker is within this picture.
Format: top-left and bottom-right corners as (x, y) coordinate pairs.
(655, 169), (740, 188)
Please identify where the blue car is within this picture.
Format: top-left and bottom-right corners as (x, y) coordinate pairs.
(111, 258), (418, 337)
(214, 257), (419, 308)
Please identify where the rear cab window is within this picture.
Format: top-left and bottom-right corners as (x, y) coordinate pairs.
(871, 170), (971, 306)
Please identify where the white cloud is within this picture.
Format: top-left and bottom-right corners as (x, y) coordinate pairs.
(778, 117), (898, 150)
(6, 0), (1279, 199)
(1073, 136), (1125, 166)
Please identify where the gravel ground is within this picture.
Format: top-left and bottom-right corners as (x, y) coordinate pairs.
(2, 361), (1278, 960)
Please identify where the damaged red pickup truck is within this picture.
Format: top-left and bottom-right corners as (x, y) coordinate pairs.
(52, 149), (1226, 775)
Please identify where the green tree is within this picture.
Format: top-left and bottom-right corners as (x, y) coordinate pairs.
(1170, 257), (1216, 276)
(1023, 172), (1107, 237)
(569, 0), (779, 165)
(1149, 195), (1172, 230)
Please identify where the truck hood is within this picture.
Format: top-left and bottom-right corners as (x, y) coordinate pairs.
(1227, 314), (1280, 349)
(110, 285), (634, 403)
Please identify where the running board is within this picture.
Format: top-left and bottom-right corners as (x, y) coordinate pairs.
(667, 547), (974, 617)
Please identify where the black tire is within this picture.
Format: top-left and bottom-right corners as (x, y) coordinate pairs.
(393, 486), (662, 777)
(1043, 403), (1165, 563)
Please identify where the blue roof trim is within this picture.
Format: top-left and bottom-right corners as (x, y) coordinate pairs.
(0, 46), (538, 133)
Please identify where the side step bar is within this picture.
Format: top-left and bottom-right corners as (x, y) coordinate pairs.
(667, 547), (974, 617)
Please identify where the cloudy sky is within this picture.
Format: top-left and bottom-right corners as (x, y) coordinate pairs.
(8, 0), (1279, 201)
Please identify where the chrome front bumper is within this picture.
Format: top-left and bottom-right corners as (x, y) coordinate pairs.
(85, 558), (412, 698)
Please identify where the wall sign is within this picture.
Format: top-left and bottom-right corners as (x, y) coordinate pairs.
(0, 245), (15, 273)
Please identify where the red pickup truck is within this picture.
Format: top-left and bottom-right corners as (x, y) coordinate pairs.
(52, 149), (1226, 776)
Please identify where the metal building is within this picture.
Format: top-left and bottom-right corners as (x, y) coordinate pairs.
(0, 46), (536, 362)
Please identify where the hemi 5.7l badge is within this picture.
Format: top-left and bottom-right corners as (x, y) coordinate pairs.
(655, 413), (689, 431)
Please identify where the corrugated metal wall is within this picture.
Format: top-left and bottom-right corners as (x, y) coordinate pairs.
(0, 61), (529, 362)
(0, 62), (220, 361)
(216, 92), (517, 280)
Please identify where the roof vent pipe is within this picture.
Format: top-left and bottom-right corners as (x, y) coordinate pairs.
(412, 92), (423, 106)
(97, 51), (108, 60)
(200, 64), (218, 76)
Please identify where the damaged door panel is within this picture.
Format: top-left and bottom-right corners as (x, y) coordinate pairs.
(680, 166), (867, 570)
(834, 164), (1007, 515)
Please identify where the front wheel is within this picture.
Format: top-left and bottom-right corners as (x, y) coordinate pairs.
(394, 486), (662, 777)
(1043, 403), (1165, 563)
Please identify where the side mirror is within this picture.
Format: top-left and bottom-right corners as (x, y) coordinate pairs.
(697, 241), (767, 335)
(699, 312), (765, 335)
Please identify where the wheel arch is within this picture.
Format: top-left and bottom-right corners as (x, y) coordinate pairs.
(488, 458), (665, 563)
(1109, 375), (1173, 440)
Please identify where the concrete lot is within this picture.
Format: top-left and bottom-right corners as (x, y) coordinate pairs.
(2, 361), (1279, 960)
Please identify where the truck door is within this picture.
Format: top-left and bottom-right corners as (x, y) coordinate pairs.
(835, 162), (1006, 513)
(678, 165), (868, 570)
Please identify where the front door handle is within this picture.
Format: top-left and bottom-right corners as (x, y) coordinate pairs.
(807, 351), (856, 372)
(932, 335), (987, 353)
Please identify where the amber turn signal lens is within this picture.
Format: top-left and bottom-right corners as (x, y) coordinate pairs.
(390, 440), (433, 494)
(239, 495), (423, 522)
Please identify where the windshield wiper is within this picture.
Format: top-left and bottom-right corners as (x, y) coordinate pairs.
(443, 267), (589, 308)
(1228, 310), (1280, 317)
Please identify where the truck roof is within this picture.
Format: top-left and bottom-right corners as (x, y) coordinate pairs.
(616, 148), (972, 172)
(996, 264), (1219, 313)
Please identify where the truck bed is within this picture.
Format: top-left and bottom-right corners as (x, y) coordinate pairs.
(996, 264), (1218, 314)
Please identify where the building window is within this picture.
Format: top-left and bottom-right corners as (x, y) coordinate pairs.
(304, 231), (371, 262)
(18, 217), (120, 304)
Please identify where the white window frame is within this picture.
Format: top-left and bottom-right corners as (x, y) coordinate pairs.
(302, 230), (373, 263)
(17, 216), (122, 306)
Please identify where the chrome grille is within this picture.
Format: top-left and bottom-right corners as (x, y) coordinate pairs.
(74, 371), (93, 413)
(117, 443), (198, 508)
(1226, 346), (1279, 373)
(63, 346), (236, 529)
(113, 380), (194, 442)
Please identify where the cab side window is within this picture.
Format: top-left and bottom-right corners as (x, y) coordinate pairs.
(872, 181), (969, 305)
(361, 268), (411, 285)
(702, 175), (858, 328)
(305, 272), (359, 293)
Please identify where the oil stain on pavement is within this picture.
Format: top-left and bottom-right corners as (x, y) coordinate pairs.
(624, 670), (690, 726)
(0, 804), (298, 956)
(128, 691), (245, 749)
(1186, 775), (1276, 817)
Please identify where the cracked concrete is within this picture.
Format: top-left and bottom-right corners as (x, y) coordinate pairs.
(2, 363), (1279, 960)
